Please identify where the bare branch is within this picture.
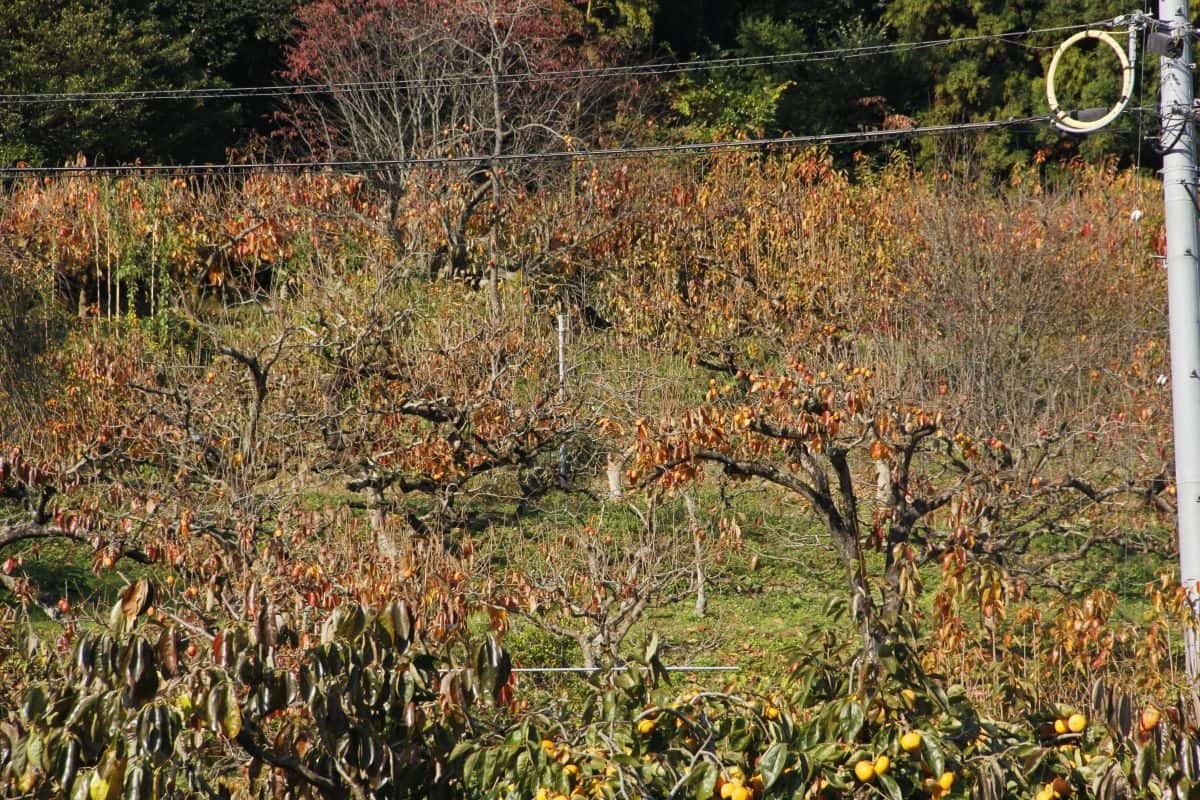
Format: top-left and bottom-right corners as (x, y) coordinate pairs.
(0, 520), (152, 564)
(235, 728), (340, 797)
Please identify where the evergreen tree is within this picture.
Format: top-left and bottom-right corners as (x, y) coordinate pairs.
(0, 0), (297, 165)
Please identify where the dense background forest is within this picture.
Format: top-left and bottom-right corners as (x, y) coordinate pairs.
(0, 0), (1149, 170)
(0, 1), (1192, 799)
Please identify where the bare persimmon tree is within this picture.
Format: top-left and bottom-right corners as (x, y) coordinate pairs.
(282, 0), (633, 315)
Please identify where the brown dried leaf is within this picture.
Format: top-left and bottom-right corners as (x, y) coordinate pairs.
(120, 578), (154, 621)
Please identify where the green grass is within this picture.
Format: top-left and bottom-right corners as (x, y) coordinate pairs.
(485, 467), (1177, 706)
(0, 536), (156, 631)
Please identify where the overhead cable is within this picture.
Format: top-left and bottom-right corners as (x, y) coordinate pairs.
(0, 21), (1115, 106)
(0, 115), (1054, 178)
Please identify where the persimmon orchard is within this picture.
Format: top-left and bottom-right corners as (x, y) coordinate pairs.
(0, 138), (1191, 798)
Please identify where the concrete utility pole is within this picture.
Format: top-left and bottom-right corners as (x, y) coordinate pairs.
(1160, 0), (1200, 678)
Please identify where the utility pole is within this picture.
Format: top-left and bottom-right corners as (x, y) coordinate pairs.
(1160, 0), (1200, 678)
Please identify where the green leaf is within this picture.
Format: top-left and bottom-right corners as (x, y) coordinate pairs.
(389, 600), (414, 647)
(759, 742), (788, 789)
(70, 768), (91, 800)
(126, 639), (159, 706)
(603, 691), (617, 722)
(20, 685), (47, 726)
(60, 735), (81, 790)
(926, 680), (951, 712)
(25, 731), (44, 772)
(461, 750), (481, 787)
(90, 746), (125, 800)
(123, 763), (145, 800)
(473, 634), (511, 704)
(336, 604), (366, 639)
(481, 746), (498, 788)
(805, 742), (842, 765)
(644, 632), (660, 662)
(686, 761), (718, 800)
(449, 740), (476, 762)
(878, 773), (904, 800)
(87, 772), (110, 800)
(1136, 743), (1156, 788)
(836, 700), (864, 740)
(921, 735), (945, 778)
(823, 596), (848, 620)
(206, 685), (226, 734)
(221, 684), (242, 738)
(108, 600), (124, 632)
(515, 747), (532, 777)
(729, 716), (754, 752)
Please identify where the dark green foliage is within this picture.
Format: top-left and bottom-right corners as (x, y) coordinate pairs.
(0, 0), (1154, 170)
(660, 0), (919, 139)
(130, 0), (299, 157)
(882, 0), (1147, 170)
(0, 593), (499, 798)
(0, 0), (193, 165)
(0, 0), (297, 165)
(653, 0), (1149, 172)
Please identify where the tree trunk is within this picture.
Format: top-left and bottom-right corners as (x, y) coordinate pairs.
(606, 452), (623, 499)
(578, 635), (598, 672)
(486, 263), (501, 320)
(367, 485), (399, 559)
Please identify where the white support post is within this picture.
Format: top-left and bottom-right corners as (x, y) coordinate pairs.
(557, 312), (569, 488)
(557, 312), (568, 403)
(1160, 0), (1200, 678)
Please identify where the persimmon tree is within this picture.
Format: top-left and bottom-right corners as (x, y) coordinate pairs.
(0, 279), (564, 797)
(501, 497), (703, 670)
(631, 352), (1164, 691)
(282, 0), (633, 314)
(300, 278), (574, 551)
(0, 581), (524, 799)
(0, 279), (573, 577)
(0, 143), (1187, 800)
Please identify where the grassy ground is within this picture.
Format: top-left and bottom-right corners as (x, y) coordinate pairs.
(2, 467), (1172, 676)
(0, 538), (148, 622)
(487, 470), (1176, 709)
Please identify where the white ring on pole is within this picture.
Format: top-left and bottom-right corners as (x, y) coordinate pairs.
(1046, 29), (1134, 133)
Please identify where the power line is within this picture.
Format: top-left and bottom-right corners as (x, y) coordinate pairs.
(0, 20), (1115, 107)
(0, 115), (1054, 178)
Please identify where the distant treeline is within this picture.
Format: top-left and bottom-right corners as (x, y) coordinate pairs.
(0, 0), (1144, 172)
